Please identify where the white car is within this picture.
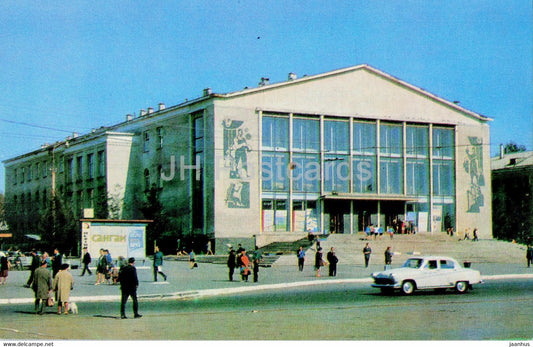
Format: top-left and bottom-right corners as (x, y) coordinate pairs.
(371, 256), (483, 295)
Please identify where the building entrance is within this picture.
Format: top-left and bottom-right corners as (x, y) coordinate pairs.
(324, 200), (350, 234)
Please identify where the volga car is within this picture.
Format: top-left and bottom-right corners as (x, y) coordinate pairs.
(371, 256), (483, 295)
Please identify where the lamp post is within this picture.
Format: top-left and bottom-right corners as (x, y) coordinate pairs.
(49, 141), (68, 197)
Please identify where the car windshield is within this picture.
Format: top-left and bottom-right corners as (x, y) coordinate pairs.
(402, 258), (423, 269)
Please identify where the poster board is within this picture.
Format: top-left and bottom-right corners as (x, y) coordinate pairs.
(81, 219), (149, 261)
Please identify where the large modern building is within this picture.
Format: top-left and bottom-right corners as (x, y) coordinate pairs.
(3, 64), (493, 252)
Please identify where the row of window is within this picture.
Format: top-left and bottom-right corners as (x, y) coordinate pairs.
(11, 186), (104, 211)
(13, 151), (106, 186)
(143, 127), (164, 153)
(261, 114), (455, 197)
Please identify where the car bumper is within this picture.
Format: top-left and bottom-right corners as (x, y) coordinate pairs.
(371, 283), (401, 289)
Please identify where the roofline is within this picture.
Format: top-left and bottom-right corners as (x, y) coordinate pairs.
(220, 64), (492, 122)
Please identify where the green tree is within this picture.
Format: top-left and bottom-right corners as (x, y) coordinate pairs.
(504, 141), (526, 154)
(38, 194), (78, 255)
(139, 185), (170, 254)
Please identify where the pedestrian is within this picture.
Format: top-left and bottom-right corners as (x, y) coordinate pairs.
(363, 243), (372, 268)
(52, 248), (62, 278)
(227, 249), (236, 281)
(387, 226), (394, 239)
(206, 240), (214, 255)
(384, 246), (393, 270)
(53, 263), (74, 315)
(472, 228), (479, 242)
(252, 246), (262, 283)
(119, 257), (142, 319)
(95, 249), (108, 285)
(326, 247), (338, 277)
(526, 245), (533, 268)
(189, 249), (198, 269)
(297, 246), (305, 271)
(80, 248), (92, 276)
(0, 252), (11, 285)
(32, 260), (52, 315)
(239, 250), (250, 282)
(25, 249), (40, 288)
(42, 252), (52, 269)
(314, 247), (325, 277)
(153, 246), (167, 282)
(105, 250), (113, 284)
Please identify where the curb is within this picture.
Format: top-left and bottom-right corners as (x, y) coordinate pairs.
(1, 274), (532, 306)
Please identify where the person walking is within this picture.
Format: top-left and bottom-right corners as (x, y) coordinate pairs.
(297, 246), (305, 272)
(384, 246), (393, 270)
(52, 248), (62, 279)
(80, 248), (92, 276)
(472, 228), (479, 242)
(119, 257), (142, 319)
(526, 245), (533, 268)
(153, 246), (167, 282)
(32, 261), (52, 315)
(326, 247), (338, 277)
(95, 249), (108, 285)
(189, 249), (197, 269)
(25, 249), (40, 288)
(227, 249), (236, 281)
(252, 246), (262, 283)
(240, 250), (250, 282)
(53, 263), (74, 315)
(363, 243), (372, 268)
(314, 247), (325, 277)
(0, 252), (10, 285)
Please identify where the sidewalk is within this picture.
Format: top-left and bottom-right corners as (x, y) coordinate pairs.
(1, 257), (532, 305)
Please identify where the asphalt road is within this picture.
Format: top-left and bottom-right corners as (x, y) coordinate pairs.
(0, 278), (531, 341)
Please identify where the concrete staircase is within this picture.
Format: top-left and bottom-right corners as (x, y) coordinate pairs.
(273, 233), (528, 266)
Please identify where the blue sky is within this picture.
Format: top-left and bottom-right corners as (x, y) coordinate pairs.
(1, 1), (531, 192)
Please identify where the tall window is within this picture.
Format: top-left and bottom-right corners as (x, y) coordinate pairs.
(157, 127), (163, 149)
(143, 131), (150, 152)
(292, 117), (320, 193)
(76, 156), (83, 180)
(192, 113), (204, 230)
(13, 169), (17, 185)
(262, 115), (289, 192)
(353, 121), (377, 193)
(379, 123), (403, 194)
(144, 169), (150, 191)
(323, 119), (349, 193)
(98, 151), (105, 177)
(432, 127), (455, 196)
(406, 125), (429, 196)
(87, 153), (94, 179)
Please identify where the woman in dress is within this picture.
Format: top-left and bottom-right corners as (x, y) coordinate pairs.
(314, 247), (325, 277)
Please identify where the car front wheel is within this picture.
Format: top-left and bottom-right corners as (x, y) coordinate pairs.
(401, 280), (416, 295)
(455, 281), (468, 294)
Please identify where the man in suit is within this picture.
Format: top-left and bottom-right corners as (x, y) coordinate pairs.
(24, 249), (40, 288)
(118, 257), (142, 319)
(32, 261), (52, 315)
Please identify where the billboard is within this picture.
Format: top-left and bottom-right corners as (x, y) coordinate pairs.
(81, 220), (149, 261)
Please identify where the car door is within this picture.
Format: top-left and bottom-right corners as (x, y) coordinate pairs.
(417, 259), (440, 288)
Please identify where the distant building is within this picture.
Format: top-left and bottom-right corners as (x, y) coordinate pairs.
(491, 148), (533, 242)
(3, 64), (493, 251)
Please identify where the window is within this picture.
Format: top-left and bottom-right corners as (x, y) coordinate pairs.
(13, 169), (17, 185)
(440, 260), (455, 269)
(353, 121), (377, 193)
(42, 161), (48, 178)
(157, 127), (163, 149)
(76, 156), (83, 180)
(406, 158), (429, 195)
(262, 152), (288, 191)
(426, 260), (438, 270)
(324, 155), (349, 193)
(261, 199), (288, 232)
(293, 117), (319, 152)
(87, 153), (94, 179)
(433, 161), (454, 196)
(433, 128), (454, 159)
(21, 167), (25, 183)
(380, 123), (402, 156)
(292, 153), (320, 192)
(144, 169), (150, 191)
(324, 120), (349, 154)
(35, 163), (40, 180)
(380, 157), (403, 194)
(98, 151), (105, 177)
(262, 115), (289, 151)
(353, 121), (376, 155)
(143, 131), (150, 152)
(28, 165), (32, 181)
(87, 188), (94, 208)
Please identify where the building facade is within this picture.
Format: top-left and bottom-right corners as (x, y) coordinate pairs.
(3, 65), (493, 252)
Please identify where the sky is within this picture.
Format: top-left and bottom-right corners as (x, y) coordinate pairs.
(1, 0), (532, 193)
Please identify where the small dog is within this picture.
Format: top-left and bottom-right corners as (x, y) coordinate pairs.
(68, 302), (78, 314)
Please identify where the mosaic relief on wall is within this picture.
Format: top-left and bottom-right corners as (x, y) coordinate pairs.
(463, 136), (485, 213)
(222, 118), (252, 208)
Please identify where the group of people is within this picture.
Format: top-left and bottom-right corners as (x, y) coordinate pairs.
(364, 225), (395, 240)
(226, 244), (262, 282)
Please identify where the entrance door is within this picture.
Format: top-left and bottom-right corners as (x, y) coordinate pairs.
(381, 201), (406, 232)
(324, 200), (350, 234)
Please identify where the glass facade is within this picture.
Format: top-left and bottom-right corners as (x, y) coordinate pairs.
(260, 112), (455, 234)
